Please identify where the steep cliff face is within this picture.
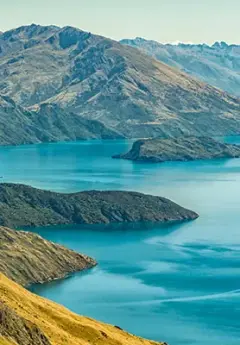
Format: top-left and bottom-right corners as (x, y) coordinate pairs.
(0, 25), (239, 141)
(0, 183), (198, 228)
(0, 226), (96, 286)
(113, 136), (240, 163)
(0, 273), (167, 345)
(121, 38), (240, 97)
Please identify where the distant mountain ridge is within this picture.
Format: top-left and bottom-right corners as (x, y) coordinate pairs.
(0, 24), (239, 143)
(120, 37), (240, 97)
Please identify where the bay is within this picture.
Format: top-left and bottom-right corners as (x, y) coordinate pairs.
(1, 137), (239, 345)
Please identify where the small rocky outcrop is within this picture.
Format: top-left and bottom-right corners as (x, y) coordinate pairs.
(0, 183), (198, 228)
(0, 302), (51, 345)
(0, 226), (96, 286)
(113, 136), (240, 163)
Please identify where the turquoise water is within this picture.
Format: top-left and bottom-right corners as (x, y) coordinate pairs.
(1, 138), (240, 345)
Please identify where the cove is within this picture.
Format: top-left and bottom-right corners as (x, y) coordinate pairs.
(1, 137), (239, 345)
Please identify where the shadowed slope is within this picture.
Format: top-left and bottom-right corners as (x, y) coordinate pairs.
(0, 95), (122, 145)
(0, 183), (198, 228)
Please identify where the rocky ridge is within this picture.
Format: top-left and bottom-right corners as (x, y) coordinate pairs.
(0, 183), (198, 228)
(121, 38), (240, 96)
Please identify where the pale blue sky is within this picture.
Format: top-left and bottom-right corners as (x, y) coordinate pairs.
(1, 0), (239, 44)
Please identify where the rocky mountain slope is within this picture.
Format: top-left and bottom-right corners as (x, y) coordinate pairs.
(0, 183), (198, 228)
(0, 226), (96, 286)
(121, 38), (240, 97)
(113, 136), (240, 163)
(0, 95), (122, 145)
(0, 24), (240, 141)
(0, 302), (51, 345)
(0, 273), (167, 345)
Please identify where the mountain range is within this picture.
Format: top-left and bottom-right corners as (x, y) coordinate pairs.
(0, 24), (239, 144)
(121, 38), (240, 97)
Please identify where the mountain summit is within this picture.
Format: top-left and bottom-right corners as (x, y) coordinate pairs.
(0, 25), (239, 142)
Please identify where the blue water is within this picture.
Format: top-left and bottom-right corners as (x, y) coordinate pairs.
(1, 138), (240, 345)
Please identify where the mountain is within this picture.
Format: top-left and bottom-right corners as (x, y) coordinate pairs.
(0, 183), (198, 228)
(0, 25), (239, 141)
(0, 226), (96, 286)
(0, 273), (166, 345)
(0, 95), (122, 145)
(113, 136), (240, 163)
(120, 38), (240, 97)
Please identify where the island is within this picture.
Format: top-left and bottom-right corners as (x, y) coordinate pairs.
(0, 183), (198, 228)
(0, 226), (96, 287)
(112, 136), (240, 163)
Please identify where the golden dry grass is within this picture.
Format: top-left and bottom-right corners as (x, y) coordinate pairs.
(0, 273), (165, 345)
(0, 337), (16, 345)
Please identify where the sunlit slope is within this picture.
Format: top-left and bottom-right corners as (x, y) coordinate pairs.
(0, 337), (15, 345)
(0, 226), (96, 287)
(0, 273), (166, 345)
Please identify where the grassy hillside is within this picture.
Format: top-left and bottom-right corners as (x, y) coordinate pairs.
(0, 226), (96, 286)
(0, 273), (166, 345)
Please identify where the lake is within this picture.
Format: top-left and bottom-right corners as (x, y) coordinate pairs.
(1, 137), (240, 345)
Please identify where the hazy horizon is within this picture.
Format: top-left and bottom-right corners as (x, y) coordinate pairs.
(1, 0), (239, 45)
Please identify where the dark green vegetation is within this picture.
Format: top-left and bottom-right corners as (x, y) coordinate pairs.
(113, 136), (240, 163)
(121, 38), (240, 96)
(0, 25), (239, 144)
(0, 183), (198, 228)
(0, 226), (96, 286)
